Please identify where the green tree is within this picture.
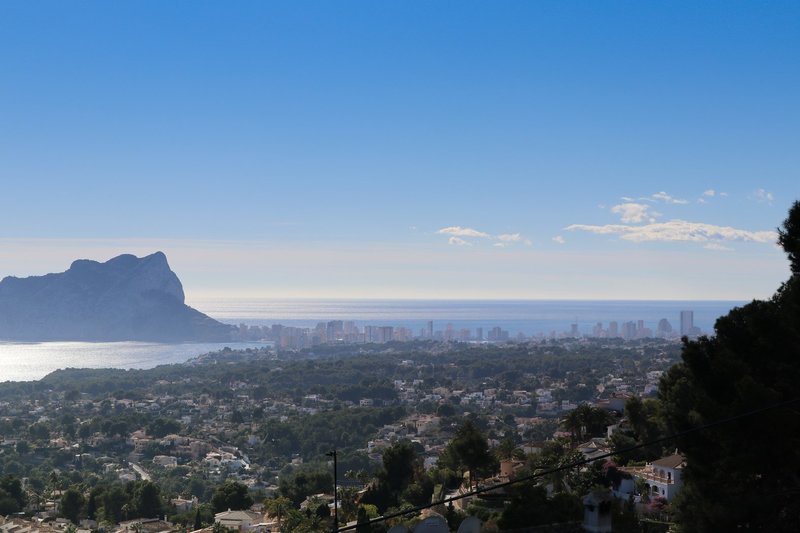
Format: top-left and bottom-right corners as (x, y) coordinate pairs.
(194, 507), (203, 531)
(278, 468), (332, 507)
(659, 200), (800, 531)
(86, 489), (99, 520)
(265, 496), (292, 530)
(361, 440), (420, 512)
(497, 483), (581, 530)
(380, 440), (417, 495)
(0, 475), (27, 515)
(102, 484), (130, 523)
(146, 418), (181, 438)
(611, 397), (665, 464)
(211, 481), (253, 513)
(132, 480), (163, 519)
(61, 487), (86, 524)
(562, 404), (613, 442)
(14, 440), (30, 456)
(494, 437), (522, 461)
(442, 421), (497, 488)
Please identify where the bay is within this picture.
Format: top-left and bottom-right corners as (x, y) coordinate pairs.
(0, 341), (268, 383)
(0, 299), (747, 383)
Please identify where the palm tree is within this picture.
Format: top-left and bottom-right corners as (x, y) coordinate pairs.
(562, 408), (585, 442)
(495, 437), (523, 461)
(265, 496), (292, 530)
(47, 470), (61, 500)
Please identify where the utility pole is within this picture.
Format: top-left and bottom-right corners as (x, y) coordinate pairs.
(326, 450), (338, 532)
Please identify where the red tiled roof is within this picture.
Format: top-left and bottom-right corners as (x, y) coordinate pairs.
(652, 453), (685, 469)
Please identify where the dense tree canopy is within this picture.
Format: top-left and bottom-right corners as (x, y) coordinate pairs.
(439, 420), (497, 488)
(360, 440), (431, 513)
(61, 487), (85, 524)
(660, 200), (800, 531)
(211, 481), (254, 513)
(0, 475), (26, 516)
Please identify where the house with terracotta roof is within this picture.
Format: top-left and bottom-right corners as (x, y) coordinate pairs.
(214, 509), (267, 532)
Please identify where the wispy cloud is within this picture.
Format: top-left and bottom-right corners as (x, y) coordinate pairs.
(437, 226), (490, 238)
(437, 226), (528, 248)
(753, 188), (774, 205)
(448, 236), (472, 246)
(497, 233), (522, 242)
(552, 235), (565, 244)
(566, 219), (776, 244)
(703, 189), (715, 197)
(610, 202), (659, 223)
(651, 191), (689, 204)
(704, 243), (734, 252)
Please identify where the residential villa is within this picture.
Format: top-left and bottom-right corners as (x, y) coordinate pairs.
(620, 452), (685, 502)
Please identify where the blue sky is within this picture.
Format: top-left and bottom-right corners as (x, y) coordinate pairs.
(0, 1), (797, 301)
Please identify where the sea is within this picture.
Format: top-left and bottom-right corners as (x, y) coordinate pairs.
(0, 299), (746, 383)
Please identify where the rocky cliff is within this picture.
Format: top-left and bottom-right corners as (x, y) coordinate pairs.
(0, 252), (233, 342)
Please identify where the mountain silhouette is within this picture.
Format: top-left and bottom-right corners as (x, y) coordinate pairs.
(0, 252), (233, 342)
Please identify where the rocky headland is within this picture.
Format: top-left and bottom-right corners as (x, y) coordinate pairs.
(0, 252), (233, 342)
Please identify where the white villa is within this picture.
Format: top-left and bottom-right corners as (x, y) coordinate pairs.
(620, 452), (685, 502)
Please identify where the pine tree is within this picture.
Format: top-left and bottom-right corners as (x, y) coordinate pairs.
(659, 200), (800, 531)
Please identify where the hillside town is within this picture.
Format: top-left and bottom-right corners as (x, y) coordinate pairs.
(0, 337), (686, 532)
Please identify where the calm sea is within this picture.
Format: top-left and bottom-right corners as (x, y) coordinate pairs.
(0, 299), (746, 382)
(190, 298), (744, 336)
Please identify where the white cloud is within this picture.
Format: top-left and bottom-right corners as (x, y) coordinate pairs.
(610, 202), (654, 223)
(437, 226), (528, 248)
(652, 191), (689, 204)
(437, 226), (490, 238)
(704, 243), (734, 252)
(552, 235), (565, 244)
(697, 198), (707, 204)
(566, 219), (777, 244)
(753, 188), (774, 204)
(703, 189), (716, 197)
(448, 236), (472, 246)
(720, 192), (729, 197)
(497, 233), (522, 242)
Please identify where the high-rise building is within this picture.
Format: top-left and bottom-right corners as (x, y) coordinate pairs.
(608, 321), (618, 337)
(680, 311), (694, 336)
(379, 326), (394, 343)
(622, 321), (637, 339)
(488, 326), (508, 341)
(445, 323), (455, 341)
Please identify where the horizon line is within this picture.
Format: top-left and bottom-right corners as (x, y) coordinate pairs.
(187, 296), (750, 303)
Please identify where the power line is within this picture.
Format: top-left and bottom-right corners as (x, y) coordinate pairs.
(336, 397), (800, 532)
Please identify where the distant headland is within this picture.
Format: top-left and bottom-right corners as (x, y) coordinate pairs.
(0, 252), (233, 342)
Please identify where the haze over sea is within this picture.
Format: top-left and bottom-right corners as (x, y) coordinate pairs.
(0, 299), (744, 383)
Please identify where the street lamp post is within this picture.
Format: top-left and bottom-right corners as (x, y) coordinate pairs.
(326, 450), (339, 532)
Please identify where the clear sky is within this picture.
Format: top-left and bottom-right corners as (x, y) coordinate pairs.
(1, 1), (797, 301)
